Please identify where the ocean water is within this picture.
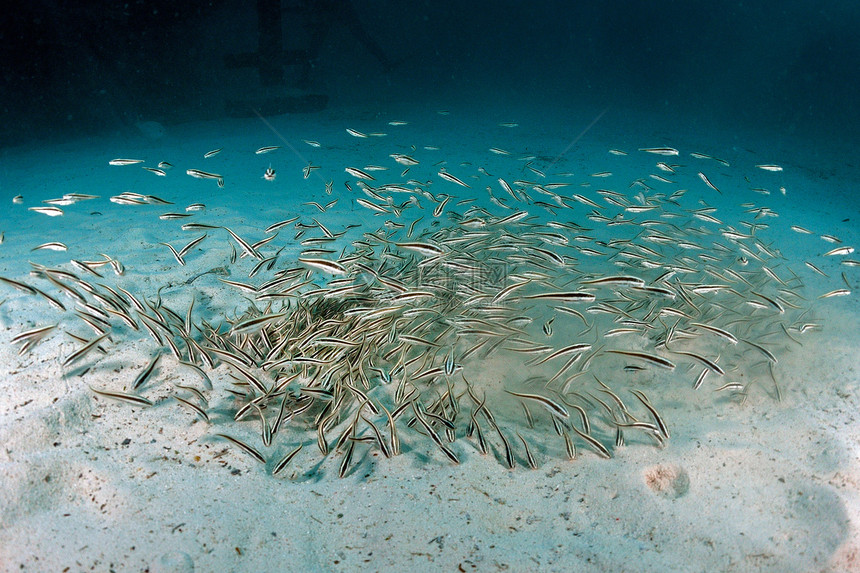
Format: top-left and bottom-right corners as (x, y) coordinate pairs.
(1, 2), (859, 572)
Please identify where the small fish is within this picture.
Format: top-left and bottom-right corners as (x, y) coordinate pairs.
(345, 167), (375, 180)
(542, 317), (554, 337)
(355, 197), (389, 213)
(438, 171), (470, 188)
(178, 234), (207, 258)
(669, 349), (725, 376)
(64, 332), (111, 367)
(824, 246), (854, 256)
(516, 432), (538, 469)
(263, 166), (276, 181)
(182, 222), (220, 231)
(433, 195), (451, 217)
(339, 441), (356, 477)
(185, 203), (206, 212)
(28, 206), (63, 217)
(756, 164), (783, 172)
(265, 216), (300, 234)
(157, 161), (173, 169)
(605, 349), (675, 370)
(41, 196), (77, 207)
(648, 174), (672, 184)
(698, 172), (720, 194)
(109, 158), (145, 166)
(31, 242), (68, 251)
(504, 390), (569, 419)
(303, 140), (321, 147)
(223, 227), (262, 260)
(12, 195), (23, 204)
(523, 291), (596, 302)
(571, 194), (602, 208)
(110, 195), (146, 205)
(747, 290), (784, 313)
(298, 257), (347, 275)
(303, 164), (320, 179)
(639, 147), (679, 156)
(159, 242), (186, 266)
(346, 128), (367, 138)
(142, 167), (167, 176)
(580, 275), (644, 286)
(0, 275), (37, 294)
(214, 433), (266, 464)
(394, 241), (444, 257)
(186, 169), (222, 179)
(273, 444), (303, 475)
(714, 382), (745, 392)
(804, 261), (828, 277)
(218, 277), (257, 294)
(570, 424), (611, 458)
(90, 387), (153, 407)
(693, 369), (709, 391)
(740, 338), (778, 364)
(173, 395), (209, 421)
(390, 153), (419, 166)
(132, 354), (161, 390)
(10, 324), (58, 347)
(255, 146), (280, 154)
(410, 402), (459, 465)
(203, 148), (222, 158)
(818, 288), (851, 298)
(690, 322), (738, 344)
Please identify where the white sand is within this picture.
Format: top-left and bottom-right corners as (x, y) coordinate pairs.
(1, 103), (858, 572)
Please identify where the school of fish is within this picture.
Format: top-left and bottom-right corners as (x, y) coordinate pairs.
(2, 119), (856, 477)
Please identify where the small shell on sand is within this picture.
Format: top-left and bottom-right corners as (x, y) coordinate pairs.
(644, 464), (690, 499)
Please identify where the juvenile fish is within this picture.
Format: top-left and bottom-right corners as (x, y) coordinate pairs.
(90, 387), (153, 407)
(345, 167), (375, 181)
(32, 242), (68, 251)
(505, 390), (569, 419)
(186, 169), (222, 179)
(298, 257), (347, 275)
(438, 171), (471, 188)
(28, 206), (63, 217)
(639, 147), (679, 156)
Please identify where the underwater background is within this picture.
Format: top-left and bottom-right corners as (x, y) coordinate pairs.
(3, 1), (860, 149)
(1, 2), (859, 572)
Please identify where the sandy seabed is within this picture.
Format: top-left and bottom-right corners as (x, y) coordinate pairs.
(0, 102), (858, 572)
